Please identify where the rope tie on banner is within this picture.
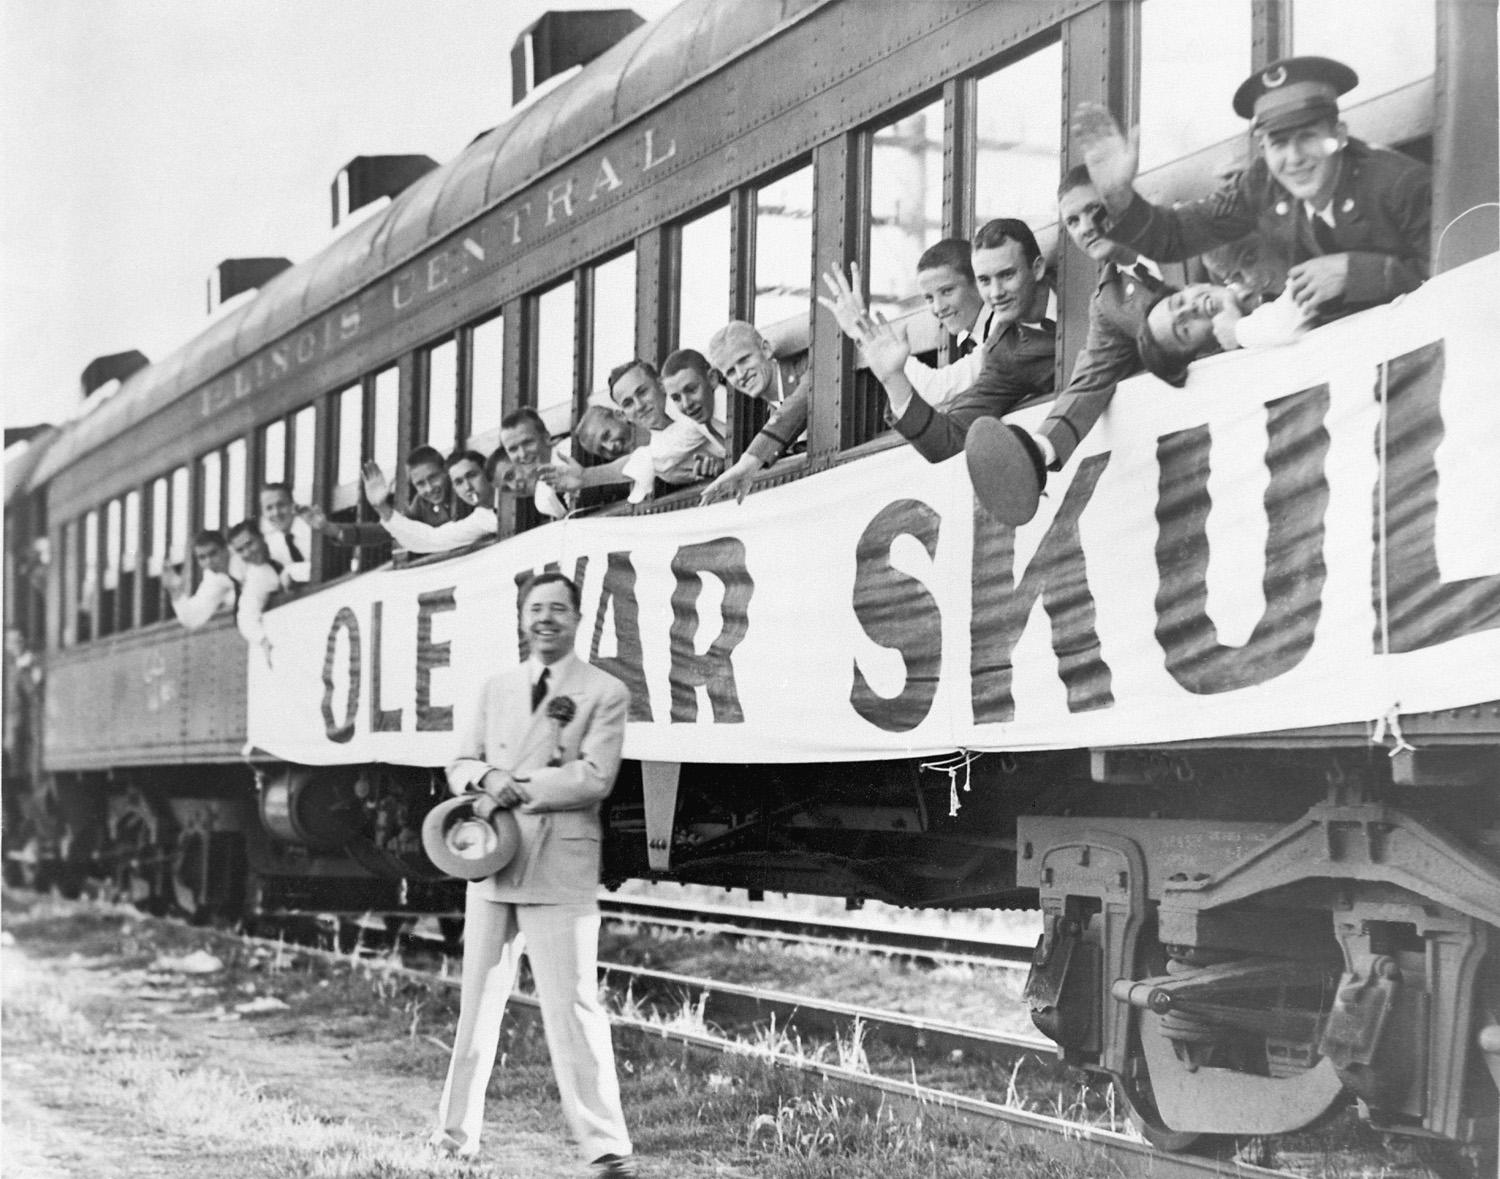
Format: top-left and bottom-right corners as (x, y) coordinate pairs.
(921, 750), (976, 817)
(1371, 358), (1416, 761)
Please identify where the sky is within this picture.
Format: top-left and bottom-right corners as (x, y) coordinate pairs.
(0, 0), (679, 431)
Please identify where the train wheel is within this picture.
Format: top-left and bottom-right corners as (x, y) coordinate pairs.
(171, 831), (210, 922)
(1115, 934), (1206, 1152)
(110, 811), (170, 914)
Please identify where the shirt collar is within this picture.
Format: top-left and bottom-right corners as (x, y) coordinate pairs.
(529, 649), (576, 684)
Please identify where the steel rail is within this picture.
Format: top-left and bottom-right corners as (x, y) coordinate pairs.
(599, 896), (1034, 970)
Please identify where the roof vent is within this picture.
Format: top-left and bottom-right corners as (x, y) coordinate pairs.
(511, 10), (645, 105)
(80, 351), (149, 400)
(207, 257), (292, 314)
(332, 155), (438, 227)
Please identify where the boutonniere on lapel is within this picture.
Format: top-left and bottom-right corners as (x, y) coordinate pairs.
(545, 695), (577, 766)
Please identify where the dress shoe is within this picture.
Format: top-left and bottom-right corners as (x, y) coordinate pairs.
(591, 1153), (640, 1177)
(429, 1131), (478, 1159)
(965, 416), (1048, 525)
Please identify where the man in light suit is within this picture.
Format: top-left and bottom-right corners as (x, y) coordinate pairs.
(434, 571), (638, 1178)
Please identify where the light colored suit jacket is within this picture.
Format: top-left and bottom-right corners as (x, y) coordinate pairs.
(446, 654), (629, 905)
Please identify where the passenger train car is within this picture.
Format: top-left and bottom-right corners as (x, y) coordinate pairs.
(6, 0), (1498, 1157)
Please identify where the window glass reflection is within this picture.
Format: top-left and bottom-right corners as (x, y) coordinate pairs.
(225, 438), (246, 526)
(1138, 0), (1249, 172)
(591, 253), (636, 396)
(536, 280), (576, 438)
(1293, 0), (1434, 101)
(292, 407), (316, 507)
(170, 467), (190, 565)
(200, 451), (222, 531)
(755, 165), (814, 330)
(974, 41), (1063, 232)
(262, 419), (286, 486)
(869, 98), (944, 319)
(427, 338), (458, 451)
(678, 204), (730, 352)
(373, 368), (399, 478)
(469, 314), (504, 447)
(337, 386), (363, 486)
(80, 510), (99, 643)
(149, 478), (168, 577)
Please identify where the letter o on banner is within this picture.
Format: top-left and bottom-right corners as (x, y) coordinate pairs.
(321, 606), (362, 743)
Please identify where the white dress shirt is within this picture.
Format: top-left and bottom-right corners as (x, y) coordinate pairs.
(261, 517), (313, 585)
(383, 505), (499, 554)
(236, 562), (282, 650)
(170, 569), (237, 630)
(1233, 288), (1315, 350)
(902, 307), (997, 408)
(621, 416), (726, 503)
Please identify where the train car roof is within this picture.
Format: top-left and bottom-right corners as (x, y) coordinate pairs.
(30, 0), (824, 497)
(5, 427), (61, 508)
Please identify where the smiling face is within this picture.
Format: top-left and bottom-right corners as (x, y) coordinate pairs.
(1259, 118), (1343, 205)
(1059, 182), (1121, 265)
(709, 331), (777, 400)
(448, 457), (492, 506)
(662, 366), (715, 423)
(593, 417), (635, 460)
(522, 579), (580, 665)
(193, 541), (231, 575)
(258, 487), (296, 533)
(229, 530), (270, 567)
(409, 460), (449, 506)
(1146, 283), (1236, 359)
(500, 422), (548, 467)
(916, 264), (985, 337)
(972, 238), (1045, 330)
(610, 364), (671, 430)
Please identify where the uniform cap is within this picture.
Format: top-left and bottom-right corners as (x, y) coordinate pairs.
(421, 796), (520, 880)
(1233, 56), (1358, 134)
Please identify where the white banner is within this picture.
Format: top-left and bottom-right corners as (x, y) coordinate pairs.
(248, 254), (1500, 766)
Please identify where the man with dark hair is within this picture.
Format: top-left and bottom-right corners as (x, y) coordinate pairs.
(434, 572), (637, 1177)
(496, 408), (567, 519)
(305, 444), (469, 549)
(226, 520), (282, 666)
(1134, 281), (1314, 387)
(817, 217), (1056, 467)
(1074, 55), (1429, 318)
(903, 237), (995, 405)
(362, 448), (497, 554)
(162, 529), (238, 629)
(965, 166), (1168, 523)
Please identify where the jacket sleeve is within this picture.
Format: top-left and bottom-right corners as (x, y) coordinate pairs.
(171, 573), (234, 630)
(446, 679), (495, 795)
(1107, 183), (1260, 265)
(382, 507), (497, 553)
(1037, 292), (1142, 465)
(517, 677), (629, 812)
(744, 376), (811, 464)
(1343, 164), (1430, 305)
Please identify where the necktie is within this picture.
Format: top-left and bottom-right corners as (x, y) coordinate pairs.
(1128, 263), (1164, 294)
(531, 667), (549, 712)
(284, 531), (304, 564)
(1309, 211), (1339, 255)
(955, 336), (977, 357)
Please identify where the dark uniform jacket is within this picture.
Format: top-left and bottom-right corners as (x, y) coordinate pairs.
(893, 318), (1057, 464)
(1038, 261), (1163, 468)
(1106, 137), (1430, 314)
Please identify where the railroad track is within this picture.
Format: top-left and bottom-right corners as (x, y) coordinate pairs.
(235, 920), (1298, 1179)
(596, 895), (1035, 970)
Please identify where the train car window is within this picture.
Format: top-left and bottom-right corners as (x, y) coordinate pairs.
(144, 477), (167, 626)
(677, 203), (730, 354)
(291, 406), (316, 508)
(868, 97), (944, 321)
(120, 490), (140, 632)
(225, 437), (247, 529)
(169, 466), (190, 569)
(1138, 0), (1249, 173)
(61, 520), (77, 647)
(755, 165), (814, 331)
(426, 336), (459, 452)
(468, 312), (504, 452)
(79, 510), (99, 644)
(590, 252), (636, 397)
(200, 450), (223, 532)
(372, 367), (399, 481)
(535, 278), (577, 438)
(99, 499), (121, 638)
(973, 41), (1062, 236)
(1293, 0), (1434, 99)
(335, 384), (363, 497)
(261, 419), (287, 486)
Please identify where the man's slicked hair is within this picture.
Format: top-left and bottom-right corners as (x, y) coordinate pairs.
(259, 482), (292, 500)
(1057, 163), (1094, 200)
(500, 407), (548, 436)
(193, 529), (228, 551)
(520, 570), (581, 612)
(607, 359), (658, 396)
(916, 238), (974, 282)
(973, 217), (1041, 265)
(445, 448), (487, 471)
(406, 445), (446, 470)
(227, 519), (261, 544)
(660, 348), (715, 383)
